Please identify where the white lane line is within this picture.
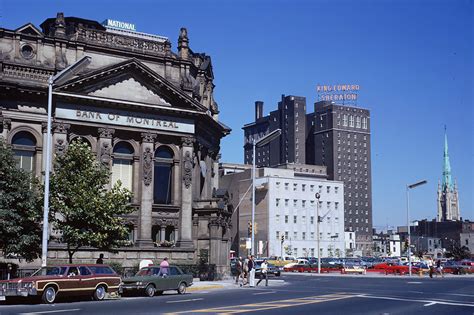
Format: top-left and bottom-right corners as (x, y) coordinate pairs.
(166, 298), (204, 304)
(446, 293), (474, 298)
(357, 295), (474, 307)
(407, 281), (423, 284)
(253, 291), (277, 295)
(20, 309), (81, 315)
(424, 302), (437, 307)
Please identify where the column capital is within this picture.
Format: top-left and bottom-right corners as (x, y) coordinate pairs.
(181, 136), (195, 147)
(98, 127), (115, 139)
(141, 132), (157, 143)
(52, 121), (70, 134)
(0, 117), (11, 130)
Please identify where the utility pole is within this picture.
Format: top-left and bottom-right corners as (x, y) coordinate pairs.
(315, 193), (321, 274)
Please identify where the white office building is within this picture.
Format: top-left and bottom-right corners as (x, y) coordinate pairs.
(220, 163), (345, 258)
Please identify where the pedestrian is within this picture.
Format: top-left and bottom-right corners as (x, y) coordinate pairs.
(235, 257), (243, 284)
(248, 255), (255, 287)
(257, 259), (268, 287)
(435, 259), (444, 278)
(427, 259), (434, 278)
(96, 253), (104, 264)
(242, 257), (249, 286)
(160, 257), (170, 276)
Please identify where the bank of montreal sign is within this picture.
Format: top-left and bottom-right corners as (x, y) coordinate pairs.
(56, 104), (194, 134)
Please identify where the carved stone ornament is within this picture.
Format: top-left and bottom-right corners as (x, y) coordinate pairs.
(100, 142), (112, 166)
(183, 150), (192, 188)
(98, 128), (115, 139)
(53, 122), (70, 134)
(141, 132), (157, 143)
(181, 136), (194, 147)
(0, 117), (11, 130)
(55, 139), (66, 157)
(143, 147), (153, 186)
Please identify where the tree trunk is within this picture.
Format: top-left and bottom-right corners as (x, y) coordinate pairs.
(68, 251), (74, 263)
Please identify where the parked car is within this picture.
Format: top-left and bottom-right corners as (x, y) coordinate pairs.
(121, 265), (192, 297)
(341, 265), (366, 274)
(0, 264), (121, 304)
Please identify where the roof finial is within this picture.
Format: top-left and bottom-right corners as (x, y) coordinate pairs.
(442, 126), (452, 190)
(178, 27), (189, 60)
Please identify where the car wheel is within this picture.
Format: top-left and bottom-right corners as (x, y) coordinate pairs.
(275, 272), (280, 277)
(145, 284), (156, 297)
(93, 285), (107, 301)
(42, 286), (57, 304)
(177, 282), (186, 294)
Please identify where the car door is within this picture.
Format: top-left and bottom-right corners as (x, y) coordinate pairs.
(168, 267), (181, 289)
(151, 267), (167, 291)
(78, 266), (95, 294)
(63, 266), (82, 296)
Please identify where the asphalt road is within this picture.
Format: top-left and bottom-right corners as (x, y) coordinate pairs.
(1, 273), (473, 315)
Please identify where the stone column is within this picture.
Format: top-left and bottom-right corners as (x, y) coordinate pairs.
(209, 216), (222, 268)
(98, 128), (114, 189)
(136, 132), (156, 248)
(160, 226), (166, 243)
(177, 136), (194, 248)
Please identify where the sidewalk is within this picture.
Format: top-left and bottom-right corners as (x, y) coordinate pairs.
(187, 278), (285, 292)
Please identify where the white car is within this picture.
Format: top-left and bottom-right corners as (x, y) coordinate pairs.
(283, 259), (309, 269)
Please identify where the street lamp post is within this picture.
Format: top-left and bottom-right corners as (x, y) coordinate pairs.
(251, 129), (281, 256)
(406, 180), (427, 276)
(315, 192), (321, 274)
(41, 56), (92, 267)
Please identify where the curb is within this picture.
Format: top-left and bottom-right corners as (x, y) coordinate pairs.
(187, 284), (224, 292)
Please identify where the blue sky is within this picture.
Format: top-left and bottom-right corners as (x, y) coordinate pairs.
(1, 0), (472, 229)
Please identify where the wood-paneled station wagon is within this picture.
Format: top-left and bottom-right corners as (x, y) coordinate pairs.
(121, 265), (193, 297)
(0, 264), (121, 304)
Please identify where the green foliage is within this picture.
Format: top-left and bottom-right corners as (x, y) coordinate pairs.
(107, 261), (124, 275)
(0, 139), (42, 262)
(49, 140), (133, 263)
(445, 245), (471, 261)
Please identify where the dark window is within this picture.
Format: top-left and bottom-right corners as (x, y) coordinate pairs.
(89, 266), (115, 275)
(114, 142), (134, 155)
(152, 267), (161, 276)
(170, 267), (180, 276)
(12, 131), (36, 172)
(154, 146), (174, 204)
(67, 267), (79, 276)
(79, 266), (92, 276)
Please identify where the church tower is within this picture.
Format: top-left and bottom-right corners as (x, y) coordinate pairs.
(437, 128), (461, 221)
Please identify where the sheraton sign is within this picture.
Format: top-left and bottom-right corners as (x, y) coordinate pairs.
(56, 104), (194, 134)
(316, 84), (360, 103)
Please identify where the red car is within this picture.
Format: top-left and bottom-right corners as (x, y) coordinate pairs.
(373, 262), (419, 275)
(0, 264), (121, 304)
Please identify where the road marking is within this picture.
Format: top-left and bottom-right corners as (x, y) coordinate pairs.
(20, 309), (81, 315)
(166, 298), (204, 304)
(407, 281), (423, 284)
(253, 291), (276, 295)
(424, 302), (436, 306)
(357, 294), (474, 307)
(446, 293), (474, 297)
(166, 293), (356, 314)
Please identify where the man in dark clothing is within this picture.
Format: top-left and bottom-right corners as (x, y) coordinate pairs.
(235, 257), (242, 284)
(96, 253), (104, 264)
(248, 255), (255, 287)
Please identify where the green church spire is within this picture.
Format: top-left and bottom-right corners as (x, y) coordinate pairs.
(442, 126), (452, 190)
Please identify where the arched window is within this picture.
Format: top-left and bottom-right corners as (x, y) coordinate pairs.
(154, 146), (174, 204)
(112, 142), (134, 191)
(12, 131), (36, 172)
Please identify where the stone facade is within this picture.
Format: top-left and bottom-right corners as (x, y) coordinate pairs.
(0, 13), (232, 275)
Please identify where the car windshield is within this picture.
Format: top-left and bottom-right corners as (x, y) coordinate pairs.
(32, 266), (67, 276)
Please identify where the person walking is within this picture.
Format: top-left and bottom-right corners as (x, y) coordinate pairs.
(248, 255), (255, 287)
(160, 257), (170, 276)
(435, 259), (444, 278)
(96, 253), (104, 264)
(242, 257), (249, 286)
(235, 257), (243, 284)
(257, 259), (268, 287)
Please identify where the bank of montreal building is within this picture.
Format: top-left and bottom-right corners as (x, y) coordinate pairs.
(0, 13), (233, 272)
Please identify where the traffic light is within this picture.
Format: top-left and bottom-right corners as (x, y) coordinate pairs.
(248, 221), (252, 235)
(281, 235), (284, 243)
(254, 222), (258, 234)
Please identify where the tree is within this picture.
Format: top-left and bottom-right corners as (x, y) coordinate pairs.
(49, 140), (133, 263)
(445, 245), (471, 261)
(0, 138), (42, 261)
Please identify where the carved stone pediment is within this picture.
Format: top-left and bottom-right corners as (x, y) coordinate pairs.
(89, 76), (171, 106)
(57, 59), (208, 112)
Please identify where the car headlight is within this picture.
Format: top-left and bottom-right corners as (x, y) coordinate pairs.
(136, 281), (142, 286)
